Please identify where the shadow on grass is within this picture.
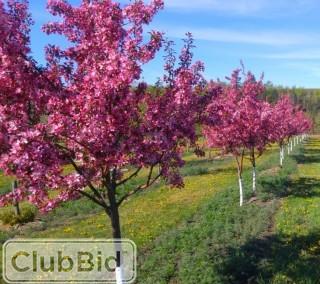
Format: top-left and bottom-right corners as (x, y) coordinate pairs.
(182, 159), (235, 177)
(291, 144), (320, 164)
(259, 176), (320, 199)
(288, 178), (320, 197)
(184, 157), (232, 169)
(182, 166), (236, 178)
(219, 232), (320, 284)
(294, 153), (320, 164)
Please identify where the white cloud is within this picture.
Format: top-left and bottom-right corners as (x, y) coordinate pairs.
(164, 0), (316, 15)
(159, 26), (318, 46)
(284, 62), (320, 78)
(165, 0), (265, 14)
(263, 49), (320, 59)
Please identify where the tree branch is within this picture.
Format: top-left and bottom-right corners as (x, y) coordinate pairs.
(117, 165), (160, 207)
(17, 48), (63, 92)
(55, 143), (107, 208)
(240, 149), (245, 173)
(60, 134), (92, 153)
(116, 167), (142, 187)
(68, 157), (107, 205)
(78, 189), (109, 211)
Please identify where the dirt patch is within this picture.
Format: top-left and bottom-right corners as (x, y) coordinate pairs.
(0, 222), (12, 232)
(247, 196), (281, 239)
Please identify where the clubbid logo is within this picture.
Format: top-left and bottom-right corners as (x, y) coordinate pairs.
(3, 239), (136, 283)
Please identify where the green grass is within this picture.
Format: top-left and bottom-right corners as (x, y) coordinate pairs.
(265, 137), (320, 283)
(143, 136), (320, 284)
(0, 150), (239, 284)
(0, 138), (315, 284)
(0, 174), (13, 196)
(137, 149), (293, 284)
(23, 155), (238, 246)
(217, 136), (320, 284)
(14, 147), (279, 245)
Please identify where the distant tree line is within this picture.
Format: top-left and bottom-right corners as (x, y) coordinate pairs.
(263, 83), (320, 133)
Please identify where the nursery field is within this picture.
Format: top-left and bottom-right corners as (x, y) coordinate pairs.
(1, 1), (319, 284)
(0, 137), (318, 283)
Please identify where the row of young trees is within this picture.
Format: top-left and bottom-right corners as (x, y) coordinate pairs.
(203, 70), (311, 206)
(263, 84), (320, 133)
(0, 0), (312, 282)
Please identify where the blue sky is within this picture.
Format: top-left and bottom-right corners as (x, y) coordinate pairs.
(28, 0), (320, 88)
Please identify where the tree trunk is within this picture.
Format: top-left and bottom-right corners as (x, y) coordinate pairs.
(280, 145), (284, 168)
(279, 146), (282, 168)
(251, 149), (256, 193)
(107, 184), (123, 284)
(12, 180), (21, 216)
(109, 207), (121, 240)
(14, 201), (21, 217)
(235, 153), (244, 207)
(252, 166), (256, 193)
(291, 140), (293, 151)
(238, 172), (244, 207)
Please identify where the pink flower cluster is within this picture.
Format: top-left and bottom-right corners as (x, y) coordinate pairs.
(0, 0), (207, 212)
(0, 1), (312, 214)
(204, 69), (311, 156)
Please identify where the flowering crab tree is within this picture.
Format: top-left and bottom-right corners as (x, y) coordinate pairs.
(272, 96), (311, 167)
(272, 96), (296, 166)
(0, 0), (53, 216)
(204, 69), (274, 205)
(293, 108), (312, 144)
(232, 72), (274, 194)
(0, 0), (206, 279)
(286, 102), (302, 152)
(288, 108), (303, 151)
(204, 70), (246, 206)
(285, 104), (311, 153)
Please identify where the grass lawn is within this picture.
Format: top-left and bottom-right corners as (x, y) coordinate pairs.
(21, 153), (238, 245)
(136, 138), (320, 283)
(0, 149), (239, 283)
(271, 137), (320, 283)
(0, 138), (317, 283)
